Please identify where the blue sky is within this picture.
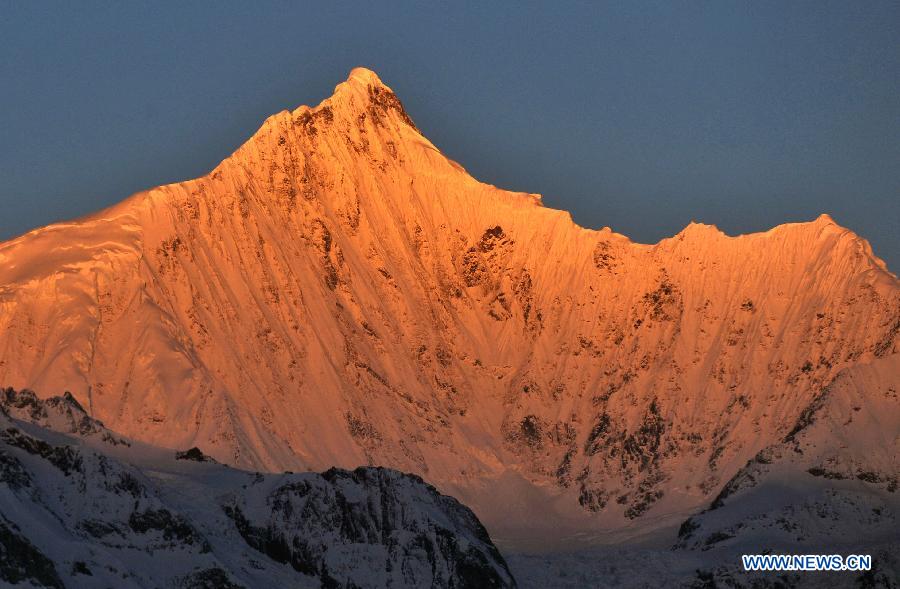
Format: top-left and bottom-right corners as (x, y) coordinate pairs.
(1, 1), (897, 268)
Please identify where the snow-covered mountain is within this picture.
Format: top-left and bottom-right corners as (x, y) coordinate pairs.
(0, 388), (515, 588)
(510, 355), (899, 587)
(0, 67), (896, 549)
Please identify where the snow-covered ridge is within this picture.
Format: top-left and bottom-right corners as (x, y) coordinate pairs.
(0, 389), (516, 588)
(0, 68), (897, 549)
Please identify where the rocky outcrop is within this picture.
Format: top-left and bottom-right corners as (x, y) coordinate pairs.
(224, 467), (514, 588)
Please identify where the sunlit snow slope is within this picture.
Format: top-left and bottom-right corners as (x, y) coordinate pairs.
(0, 68), (897, 545)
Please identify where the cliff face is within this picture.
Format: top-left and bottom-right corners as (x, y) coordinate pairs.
(0, 68), (897, 543)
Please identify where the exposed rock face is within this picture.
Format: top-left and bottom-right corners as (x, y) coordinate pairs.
(0, 67), (896, 544)
(0, 390), (515, 588)
(175, 446), (217, 463)
(223, 467), (513, 588)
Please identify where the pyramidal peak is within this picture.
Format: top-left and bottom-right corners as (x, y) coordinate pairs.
(241, 67), (421, 159)
(202, 74), (882, 273)
(321, 66), (393, 110)
(0, 67), (897, 553)
(0, 67), (890, 298)
(344, 66), (388, 88)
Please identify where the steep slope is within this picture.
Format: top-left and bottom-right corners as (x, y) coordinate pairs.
(506, 356), (900, 587)
(0, 68), (897, 544)
(668, 354), (900, 587)
(0, 389), (515, 588)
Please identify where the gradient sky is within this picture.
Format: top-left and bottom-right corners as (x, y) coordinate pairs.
(1, 2), (898, 269)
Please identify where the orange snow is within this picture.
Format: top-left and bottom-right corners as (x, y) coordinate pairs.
(0, 68), (897, 545)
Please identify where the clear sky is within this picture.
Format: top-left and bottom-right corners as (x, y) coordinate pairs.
(1, 2), (898, 269)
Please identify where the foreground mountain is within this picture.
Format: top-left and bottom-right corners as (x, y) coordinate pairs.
(0, 68), (897, 547)
(0, 389), (515, 588)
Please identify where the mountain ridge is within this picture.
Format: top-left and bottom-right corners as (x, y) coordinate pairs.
(0, 388), (516, 588)
(0, 67), (896, 547)
(2, 64), (892, 284)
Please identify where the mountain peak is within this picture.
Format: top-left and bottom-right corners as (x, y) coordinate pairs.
(345, 66), (386, 87)
(228, 67), (420, 171)
(814, 212), (836, 226)
(310, 67), (419, 133)
(328, 66), (395, 104)
(1, 68), (897, 555)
